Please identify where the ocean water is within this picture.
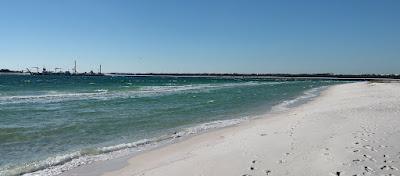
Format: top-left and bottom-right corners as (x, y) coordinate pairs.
(0, 75), (339, 175)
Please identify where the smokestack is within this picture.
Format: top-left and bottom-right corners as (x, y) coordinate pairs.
(74, 60), (77, 74)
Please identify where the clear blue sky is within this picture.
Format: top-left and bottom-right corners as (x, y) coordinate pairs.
(0, 0), (399, 74)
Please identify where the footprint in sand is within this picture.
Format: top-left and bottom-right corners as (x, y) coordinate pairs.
(364, 166), (374, 173)
(240, 167), (254, 176)
(322, 148), (332, 158)
(248, 160), (256, 173)
(278, 159), (286, 164)
(383, 159), (395, 163)
(379, 145), (388, 148)
(352, 159), (362, 164)
(380, 174), (396, 176)
(362, 145), (378, 152)
(380, 165), (399, 171)
(363, 154), (376, 162)
(246, 159), (270, 175)
(329, 171), (342, 176)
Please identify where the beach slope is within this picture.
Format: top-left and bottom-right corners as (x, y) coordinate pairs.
(72, 82), (400, 176)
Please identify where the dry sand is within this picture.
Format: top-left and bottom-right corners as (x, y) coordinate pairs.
(66, 82), (400, 176)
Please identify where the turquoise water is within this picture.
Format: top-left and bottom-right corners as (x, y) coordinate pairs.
(0, 75), (338, 175)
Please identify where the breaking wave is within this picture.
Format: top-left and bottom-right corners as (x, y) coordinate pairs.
(272, 86), (327, 112)
(1, 118), (246, 176)
(0, 82), (282, 105)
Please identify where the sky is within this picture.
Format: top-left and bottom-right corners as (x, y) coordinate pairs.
(0, 0), (399, 74)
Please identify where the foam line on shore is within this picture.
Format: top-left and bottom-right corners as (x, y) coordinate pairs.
(6, 118), (247, 176)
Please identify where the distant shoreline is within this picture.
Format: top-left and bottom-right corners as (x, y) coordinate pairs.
(2, 72), (399, 81)
(107, 72), (400, 80)
(108, 73), (400, 81)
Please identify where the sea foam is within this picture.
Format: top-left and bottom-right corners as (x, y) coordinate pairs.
(8, 118), (247, 176)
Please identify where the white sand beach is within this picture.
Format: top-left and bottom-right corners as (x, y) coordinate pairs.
(64, 82), (400, 176)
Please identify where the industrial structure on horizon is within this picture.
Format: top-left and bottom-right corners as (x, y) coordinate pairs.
(18, 60), (104, 76)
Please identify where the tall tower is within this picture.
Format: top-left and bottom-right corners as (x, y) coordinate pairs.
(99, 64), (102, 74)
(74, 60), (77, 74)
